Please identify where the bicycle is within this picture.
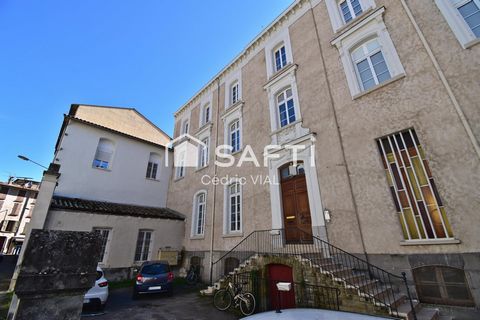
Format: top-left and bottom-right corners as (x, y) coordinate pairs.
(213, 276), (256, 316)
(186, 264), (200, 285)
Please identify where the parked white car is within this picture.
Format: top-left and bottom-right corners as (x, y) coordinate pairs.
(241, 308), (392, 320)
(83, 267), (109, 310)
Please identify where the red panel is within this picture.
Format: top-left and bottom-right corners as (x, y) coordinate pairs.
(268, 264), (296, 310)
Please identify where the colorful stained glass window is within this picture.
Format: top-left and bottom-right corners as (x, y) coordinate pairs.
(377, 129), (454, 240)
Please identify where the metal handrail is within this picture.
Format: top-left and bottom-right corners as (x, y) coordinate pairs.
(210, 227), (417, 319)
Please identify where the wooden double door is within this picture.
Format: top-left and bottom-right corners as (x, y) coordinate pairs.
(280, 164), (313, 244)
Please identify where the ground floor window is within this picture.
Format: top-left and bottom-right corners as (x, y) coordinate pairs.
(414, 266), (474, 307)
(93, 228), (111, 263)
(377, 129), (454, 241)
(134, 230), (152, 262)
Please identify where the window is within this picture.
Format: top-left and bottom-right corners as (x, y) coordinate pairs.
(202, 104), (211, 125)
(10, 203), (19, 216)
(414, 266), (474, 307)
(377, 129), (454, 241)
(146, 153), (161, 179)
(199, 137), (209, 168)
(456, 0), (480, 37)
(0, 186), (8, 200)
(93, 228), (111, 263)
(436, 0), (480, 48)
(274, 45), (287, 72)
(182, 120), (189, 134)
(229, 120), (241, 153)
(352, 38), (391, 91)
(339, 0), (363, 23)
(193, 192), (206, 236)
(176, 150), (186, 179)
(5, 221), (17, 232)
(134, 230), (152, 262)
(92, 138), (115, 169)
(228, 182), (241, 233)
(277, 88), (296, 127)
(231, 82), (239, 105)
(331, 7), (405, 97)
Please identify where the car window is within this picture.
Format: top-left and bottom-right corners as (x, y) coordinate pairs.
(142, 263), (169, 275)
(96, 270), (103, 280)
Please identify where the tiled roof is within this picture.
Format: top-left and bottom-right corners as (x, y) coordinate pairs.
(51, 196), (184, 221)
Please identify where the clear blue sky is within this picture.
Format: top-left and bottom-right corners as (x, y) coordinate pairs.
(0, 0), (292, 182)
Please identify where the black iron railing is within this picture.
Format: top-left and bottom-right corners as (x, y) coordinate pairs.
(212, 228), (417, 320)
(228, 271), (340, 313)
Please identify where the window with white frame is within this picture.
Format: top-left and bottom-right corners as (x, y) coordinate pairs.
(231, 81), (240, 105)
(228, 182), (241, 233)
(92, 138), (115, 169)
(456, 0), (480, 37)
(202, 103), (211, 126)
(182, 119), (189, 134)
(193, 192), (206, 236)
(436, 0), (480, 48)
(331, 8), (405, 97)
(274, 45), (288, 72)
(134, 230), (152, 262)
(276, 88), (296, 127)
(339, 0), (363, 23)
(351, 38), (391, 91)
(146, 152), (161, 179)
(229, 120), (241, 153)
(198, 137), (209, 168)
(326, 0), (375, 32)
(93, 228), (111, 263)
(176, 150), (186, 178)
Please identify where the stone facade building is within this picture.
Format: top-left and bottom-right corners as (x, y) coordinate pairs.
(0, 179), (39, 255)
(166, 0), (480, 314)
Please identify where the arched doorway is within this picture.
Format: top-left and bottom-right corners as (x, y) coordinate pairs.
(224, 257), (240, 275)
(280, 162), (313, 243)
(268, 264), (295, 310)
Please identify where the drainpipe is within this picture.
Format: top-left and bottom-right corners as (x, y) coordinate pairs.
(209, 78), (221, 285)
(308, 0), (370, 263)
(399, 0), (480, 160)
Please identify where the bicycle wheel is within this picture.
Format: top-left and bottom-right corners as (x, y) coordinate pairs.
(213, 289), (232, 311)
(186, 272), (197, 285)
(239, 292), (256, 316)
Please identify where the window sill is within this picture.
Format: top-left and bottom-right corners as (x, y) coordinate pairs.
(400, 238), (461, 246)
(270, 118), (303, 136)
(222, 232), (243, 238)
(264, 63), (297, 89)
(92, 166), (111, 172)
(146, 178), (160, 182)
(174, 176), (185, 182)
(352, 73), (406, 100)
(332, 7), (375, 36)
(331, 7), (385, 45)
(465, 37), (480, 49)
(231, 149), (243, 156)
(190, 235), (205, 240)
(195, 165), (209, 173)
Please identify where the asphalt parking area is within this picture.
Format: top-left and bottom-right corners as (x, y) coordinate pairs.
(82, 287), (238, 320)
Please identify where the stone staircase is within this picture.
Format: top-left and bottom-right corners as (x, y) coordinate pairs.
(204, 252), (440, 320)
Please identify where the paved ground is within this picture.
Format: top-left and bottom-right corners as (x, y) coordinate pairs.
(82, 287), (238, 320)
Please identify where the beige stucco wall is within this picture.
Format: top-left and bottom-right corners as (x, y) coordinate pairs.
(167, 0), (480, 258)
(45, 210), (184, 269)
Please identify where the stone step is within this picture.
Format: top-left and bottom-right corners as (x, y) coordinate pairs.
(415, 306), (440, 320)
(395, 300), (420, 319)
